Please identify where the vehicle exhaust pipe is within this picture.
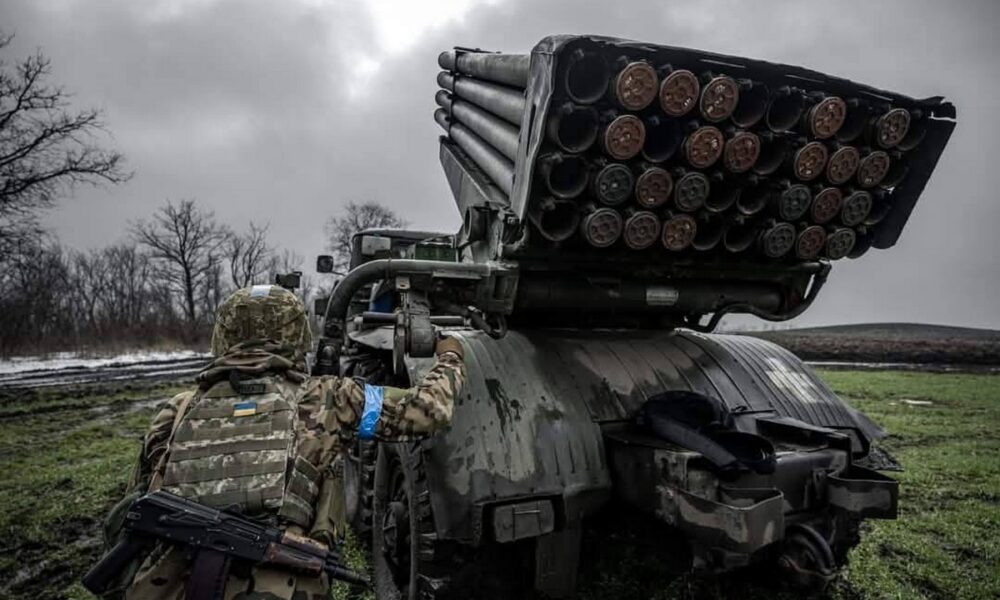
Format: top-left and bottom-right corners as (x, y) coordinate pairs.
(438, 50), (529, 89)
(437, 72), (525, 125)
(529, 197), (581, 242)
(547, 103), (600, 153)
(537, 153), (588, 199)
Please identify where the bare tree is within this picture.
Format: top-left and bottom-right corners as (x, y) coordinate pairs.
(131, 199), (227, 327)
(0, 32), (130, 257)
(225, 222), (274, 288)
(324, 201), (405, 273)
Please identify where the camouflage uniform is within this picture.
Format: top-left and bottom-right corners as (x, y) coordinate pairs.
(113, 285), (465, 600)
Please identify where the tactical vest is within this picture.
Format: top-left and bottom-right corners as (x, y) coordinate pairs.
(160, 374), (320, 529)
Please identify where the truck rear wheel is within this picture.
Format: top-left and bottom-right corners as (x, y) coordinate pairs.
(372, 442), (533, 599)
(373, 441), (452, 599)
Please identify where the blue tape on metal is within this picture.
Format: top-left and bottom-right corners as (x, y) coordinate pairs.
(359, 384), (384, 440)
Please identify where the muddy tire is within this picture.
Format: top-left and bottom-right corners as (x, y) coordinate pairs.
(344, 439), (377, 539)
(372, 442), (533, 599)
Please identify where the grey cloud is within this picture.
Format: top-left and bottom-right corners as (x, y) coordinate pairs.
(2, 0), (997, 328)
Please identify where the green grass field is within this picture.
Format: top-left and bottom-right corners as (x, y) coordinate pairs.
(0, 370), (997, 599)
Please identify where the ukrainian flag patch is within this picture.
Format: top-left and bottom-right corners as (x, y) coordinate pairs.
(233, 401), (258, 417)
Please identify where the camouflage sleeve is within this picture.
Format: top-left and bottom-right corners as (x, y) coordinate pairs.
(323, 351), (465, 441)
(127, 391), (195, 494)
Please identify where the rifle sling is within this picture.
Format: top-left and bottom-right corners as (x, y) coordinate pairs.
(186, 548), (231, 600)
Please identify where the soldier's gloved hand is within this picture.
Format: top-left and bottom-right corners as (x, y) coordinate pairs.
(435, 335), (464, 359)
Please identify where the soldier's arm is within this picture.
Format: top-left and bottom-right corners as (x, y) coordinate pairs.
(329, 337), (466, 441)
(126, 391), (193, 494)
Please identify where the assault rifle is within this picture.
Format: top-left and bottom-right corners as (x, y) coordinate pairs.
(83, 491), (368, 599)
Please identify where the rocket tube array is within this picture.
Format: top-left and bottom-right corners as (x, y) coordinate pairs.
(435, 44), (924, 260)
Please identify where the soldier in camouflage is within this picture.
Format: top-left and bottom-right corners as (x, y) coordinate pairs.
(107, 284), (465, 600)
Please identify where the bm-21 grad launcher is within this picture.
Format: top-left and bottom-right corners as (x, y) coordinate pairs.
(313, 35), (954, 598)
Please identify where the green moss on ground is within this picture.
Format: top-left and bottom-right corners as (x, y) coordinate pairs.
(0, 371), (997, 599)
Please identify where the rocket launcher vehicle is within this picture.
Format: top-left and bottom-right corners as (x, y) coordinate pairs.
(434, 35), (955, 330)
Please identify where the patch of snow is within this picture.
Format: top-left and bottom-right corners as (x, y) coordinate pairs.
(0, 350), (209, 375)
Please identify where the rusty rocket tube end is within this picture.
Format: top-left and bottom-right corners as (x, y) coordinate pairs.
(683, 126), (724, 169)
(623, 210), (662, 250)
(795, 225), (827, 260)
(811, 187), (844, 224)
(825, 227), (857, 260)
(613, 61), (658, 111)
(700, 75), (740, 122)
(580, 207), (623, 248)
(662, 213), (698, 251)
(592, 162), (634, 206)
(806, 96), (848, 139)
(602, 114), (646, 160)
(792, 141), (829, 182)
(659, 69), (700, 117)
(777, 184), (812, 221)
(840, 190), (873, 227)
(724, 131), (761, 173)
(760, 222), (796, 258)
(826, 146), (861, 185)
(635, 167), (674, 209)
(857, 151), (891, 188)
(673, 171), (711, 212)
(874, 108), (911, 149)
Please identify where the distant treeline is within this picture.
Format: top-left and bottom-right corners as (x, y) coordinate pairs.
(0, 199), (312, 356)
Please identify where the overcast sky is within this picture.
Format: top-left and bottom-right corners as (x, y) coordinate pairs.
(2, 0), (998, 329)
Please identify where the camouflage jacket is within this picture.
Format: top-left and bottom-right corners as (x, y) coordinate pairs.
(122, 340), (464, 600)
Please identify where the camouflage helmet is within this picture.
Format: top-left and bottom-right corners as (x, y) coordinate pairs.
(211, 285), (312, 357)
